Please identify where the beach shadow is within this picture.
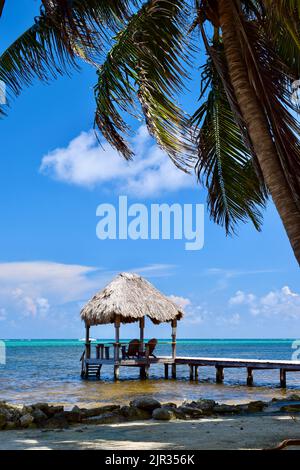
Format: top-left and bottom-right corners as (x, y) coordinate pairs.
(2, 414), (300, 450)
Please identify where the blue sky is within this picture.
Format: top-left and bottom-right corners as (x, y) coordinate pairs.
(0, 1), (299, 339)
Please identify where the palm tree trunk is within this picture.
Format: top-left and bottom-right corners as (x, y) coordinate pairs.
(219, 0), (300, 265)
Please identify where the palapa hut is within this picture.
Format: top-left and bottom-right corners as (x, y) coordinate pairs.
(80, 272), (184, 379)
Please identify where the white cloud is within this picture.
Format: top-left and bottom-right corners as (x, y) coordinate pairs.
(0, 261), (176, 327)
(216, 312), (241, 326)
(168, 295), (191, 310)
(133, 264), (177, 278)
(229, 290), (256, 306)
(207, 268), (278, 278)
(185, 305), (211, 325)
(206, 268), (279, 292)
(40, 125), (194, 197)
(168, 295), (210, 324)
(228, 286), (300, 319)
(12, 288), (50, 318)
(0, 261), (103, 306)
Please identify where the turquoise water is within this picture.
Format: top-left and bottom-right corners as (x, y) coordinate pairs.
(3, 338), (296, 346)
(1, 339), (300, 407)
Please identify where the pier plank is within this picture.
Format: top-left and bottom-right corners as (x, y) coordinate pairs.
(174, 356), (300, 370)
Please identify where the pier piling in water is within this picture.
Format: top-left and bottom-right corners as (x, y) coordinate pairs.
(216, 366), (224, 383)
(82, 354), (300, 387)
(247, 367), (254, 386)
(280, 368), (287, 388)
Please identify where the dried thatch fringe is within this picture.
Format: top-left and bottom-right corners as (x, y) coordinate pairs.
(80, 272), (184, 325)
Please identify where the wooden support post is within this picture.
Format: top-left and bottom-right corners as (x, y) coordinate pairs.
(96, 365), (102, 379)
(114, 315), (121, 362)
(280, 368), (287, 388)
(164, 363), (169, 379)
(96, 344), (100, 359)
(139, 316), (145, 356)
(114, 365), (120, 380)
(195, 366), (199, 380)
(80, 356), (86, 378)
(171, 319), (177, 361)
(247, 367), (253, 386)
(189, 364), (194, 380)
(216, 366), (224, 383)
(104, 346), (110, 359)
(85, 324), (91, 359)
(144, 365), (150, 379)
(140, 365), (147, 379)
(172, 363), (177, 379)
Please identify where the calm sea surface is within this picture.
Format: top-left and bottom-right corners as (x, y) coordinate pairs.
(1, 339), (300, 407)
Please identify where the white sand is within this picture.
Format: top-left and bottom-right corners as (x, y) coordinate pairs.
(1, 414), (300, 450)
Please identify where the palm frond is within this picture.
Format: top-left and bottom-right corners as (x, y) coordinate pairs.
(262, 0), (300, 16)
(0, 1), (133, 111)
(192, 52), (267, 234)
(41, 0), (135, 32)
(40, 0), (136, 56)
(261, 0), (300, 75)
(94, 0), (194, 169)
(0, 15), (78, 108)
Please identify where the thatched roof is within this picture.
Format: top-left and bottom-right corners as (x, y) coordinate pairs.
(80, 272), (184, 325)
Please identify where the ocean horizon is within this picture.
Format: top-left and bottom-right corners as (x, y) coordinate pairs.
(2, 338), (298, 344)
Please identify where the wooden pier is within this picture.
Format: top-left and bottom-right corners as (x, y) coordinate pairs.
(174, 356), (300, 388)
(82, 354), (300, 388)
(79, 273), (300, 389)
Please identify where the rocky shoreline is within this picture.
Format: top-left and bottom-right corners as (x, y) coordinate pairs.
(1, 394), (300, 431)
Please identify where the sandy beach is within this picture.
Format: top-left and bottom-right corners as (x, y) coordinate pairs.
(1, 414), (300, 450)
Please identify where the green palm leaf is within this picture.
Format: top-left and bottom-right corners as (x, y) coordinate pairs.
(0, 16), (78, 106)
(262, 0), (300, 16)
(261, 0), (300, 75)
(94, 0), (193, 169)
(192, 54), (267, 234)
(0, 0), (133, 110)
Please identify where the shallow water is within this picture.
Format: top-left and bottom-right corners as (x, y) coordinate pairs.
(1, 339), (300, 407)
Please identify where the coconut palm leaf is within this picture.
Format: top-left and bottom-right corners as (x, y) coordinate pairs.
(192, 54), (267, 234)
(261, 0), (300, 75)
(94, 0), (193, 169)
(0, 16), (78, 109)
(262, 0), (300, 16)
(0, 0), (133, 110)
(40, 0), (135, 49)
(41, 0), (135, 29)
